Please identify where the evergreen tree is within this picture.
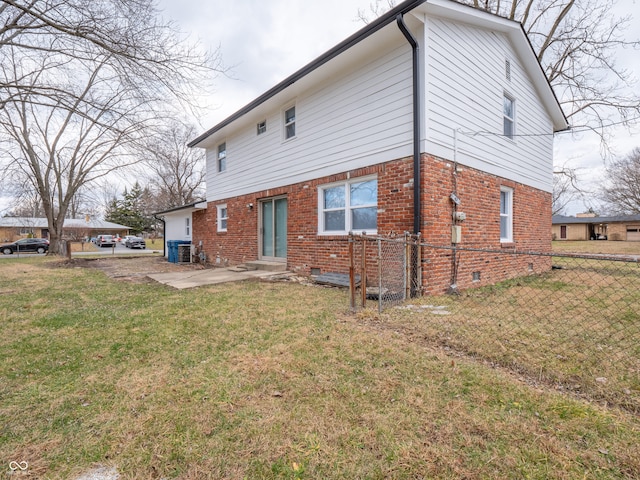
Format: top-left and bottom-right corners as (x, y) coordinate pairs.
(105, 183), (153, 234)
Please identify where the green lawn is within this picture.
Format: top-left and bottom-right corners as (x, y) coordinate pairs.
(1, 257), (639, 479)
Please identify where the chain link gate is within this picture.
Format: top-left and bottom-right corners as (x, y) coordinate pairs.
(349, 233), (421, 312)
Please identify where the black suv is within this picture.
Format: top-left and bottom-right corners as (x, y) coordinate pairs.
(1, 238), (50, 255)
(124, 236), (146, 249)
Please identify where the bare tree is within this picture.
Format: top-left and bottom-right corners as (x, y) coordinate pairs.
(0, 0), (221, 254)
(358, 0), (639, 146)
(139, 120), (206, 210)
(601, 147), (640, 215)
(552, 167), (580, 215)
(357, 0), (398, 24)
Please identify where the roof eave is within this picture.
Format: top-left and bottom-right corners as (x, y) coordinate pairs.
(188, 0), (428, 148)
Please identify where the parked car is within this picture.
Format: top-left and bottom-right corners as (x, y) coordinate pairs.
(124, 236), (146, 249)
(122, 235), (136, 244)
(1, 238), (49, 255)
(95, 234), (115, 247)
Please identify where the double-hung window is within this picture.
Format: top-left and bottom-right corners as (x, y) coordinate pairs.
(319, 177), (377, 235)
(284, 106), (296, 139)
(500, 187), (513, 242)
(217, 204), (228, 232)
(185, 217), (191, 237)
(217, 142), (227, 172)
(503, 94), (515, 139)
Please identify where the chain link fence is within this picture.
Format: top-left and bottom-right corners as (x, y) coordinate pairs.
(349, 236), (640, 412)
(348, 233), (422, 312)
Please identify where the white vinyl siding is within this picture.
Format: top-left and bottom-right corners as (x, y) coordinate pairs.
(205, 40), (412, 202)
(424, 18), (555, 193)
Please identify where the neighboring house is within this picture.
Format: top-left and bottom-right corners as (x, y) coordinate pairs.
(187, 0), (568, 293)
(553, 214), (640, 242)
(0, 217), (130, 242)
(154, 201), (207, 258)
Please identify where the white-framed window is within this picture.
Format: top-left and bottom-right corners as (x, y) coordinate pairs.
(284, 105), (296, 139)
(500, 186), (513, 242)
(217, 204), (228, 232)
(217, 142), (227, 172)
(257, 120), (267, 135)
(185, 217), (191, 236)
(503, 94), (515, 139)
(318, 176), (377, 235)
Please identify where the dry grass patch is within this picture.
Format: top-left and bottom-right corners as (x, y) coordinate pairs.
(553, 240), (640, 255)
(1, 257), (639, 478)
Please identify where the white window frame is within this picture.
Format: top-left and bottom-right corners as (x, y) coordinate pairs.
(503, 94), (515, 140)
(185, 217), (191, 237)
(257, 120), (267, 135)
(284, 105), (296, 140)
(217, 204), (228, 232)
(500, 186), (513, 243)
(317, 175), (378, 236)
(217, 142), (227, 173)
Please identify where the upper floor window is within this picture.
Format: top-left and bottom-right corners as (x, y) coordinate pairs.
(217, 142), (226, 172)
(284, 106), (296, 139)
(500, 187), (513, 243)
(318, 177), (377, 235)
(217, 204), (228, 232)
(503, 94), (515, 139)
(257, 120), (267, 135)
(185, 217), (191, 236)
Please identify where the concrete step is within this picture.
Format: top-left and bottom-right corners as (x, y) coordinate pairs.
(242, 260), (287, 272)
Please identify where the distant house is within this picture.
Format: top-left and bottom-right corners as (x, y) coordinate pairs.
(154, 201), (207, 258)
(0, 217), (130, 242)
(187, 0), (568, 293)
(552, 214), (640, 241)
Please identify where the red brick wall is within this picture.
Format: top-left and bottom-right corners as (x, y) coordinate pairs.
(420, 154), (552, 294)
(192, 154), (552, 294)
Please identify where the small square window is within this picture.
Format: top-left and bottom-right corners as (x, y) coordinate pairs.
(284, 106), (295, 139)
(217, 142), (227, 172)
(257, 120), (267, 135)
(217, 204), (228, 232)
(503, 95), (515, 139)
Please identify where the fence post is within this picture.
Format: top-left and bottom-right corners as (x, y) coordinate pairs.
(416, 234), (422, 297)
(378, 236), (383, 314)
(361, 234), (367, 308)
(405, 233), (411, 300)
(349, 234), (355, 312)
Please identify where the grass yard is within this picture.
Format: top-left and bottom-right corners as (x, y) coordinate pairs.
(1, 257), (639, 479)
(553, 240), (640, 256)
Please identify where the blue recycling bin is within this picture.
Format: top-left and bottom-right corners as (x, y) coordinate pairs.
(167, 240), (178, 263)
(167, 240), (190, 263)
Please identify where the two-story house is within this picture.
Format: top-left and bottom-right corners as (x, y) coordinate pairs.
(188, 0), (568, 293)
